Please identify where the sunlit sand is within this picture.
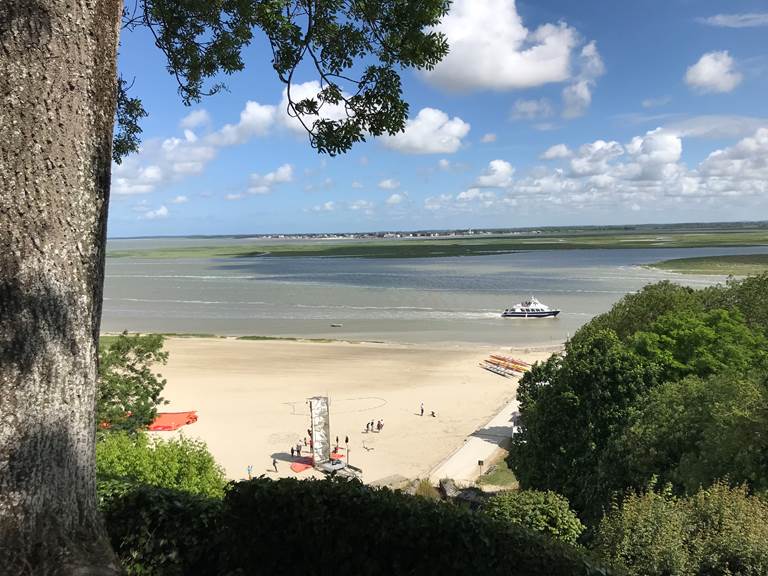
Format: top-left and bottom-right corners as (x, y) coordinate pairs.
(156, 337), (558, 484)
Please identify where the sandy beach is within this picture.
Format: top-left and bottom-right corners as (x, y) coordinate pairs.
(155, 337), (558, 485)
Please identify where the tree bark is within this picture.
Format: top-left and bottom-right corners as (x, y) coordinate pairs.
(0, 0), (122, 573)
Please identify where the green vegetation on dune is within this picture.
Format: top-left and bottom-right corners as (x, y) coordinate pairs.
(107, 229), (768, 259)
(649, 253), (768, 275)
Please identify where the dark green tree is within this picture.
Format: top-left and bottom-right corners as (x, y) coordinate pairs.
(97, 332), (168, 432)
(0, 2), (450, 571)
(621, 372), (768, 493)
(510, 328), (657, 520)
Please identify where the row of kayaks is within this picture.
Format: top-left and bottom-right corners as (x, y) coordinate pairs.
(479, 354), (531, 378)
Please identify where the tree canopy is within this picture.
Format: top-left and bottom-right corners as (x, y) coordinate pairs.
(115, 0), (451, 159)
(97, 332), (169, 432)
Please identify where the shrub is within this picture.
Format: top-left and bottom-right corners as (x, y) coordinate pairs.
(594, 481), (768, 576)
(102, 486), (222, 576)
(96, 431), (227, 505)
(594, 484), (689, 576)
(218, 477), (610, 576)
(483, 490), (585, 546)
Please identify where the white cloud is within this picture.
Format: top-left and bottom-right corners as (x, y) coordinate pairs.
(349, 200), (374, 215)
(180, 109), (211, 129)
(476, 160), (515, 187)
(351, 181), (364, 189)
(312, 201), (336, 212)
(511, 98), (553, 120)
(424, 194), (453, 211)
(386, 193), (406, 205)
(457, 188), (497, 203)
(142, 205), (168, 220)
(541, 144), (572, 160)
(278, 80), (348, 134)
(698, 13), (768, 28)
(225, 194), (244, 201)
(438, 158), (451, 170)
(171, 195), (188, 204)
(381, 108), (470, 154)
(113, 162), (164, 195)
(207, 101), (276, 146)
(685, 51), (742, 93)
(642, 96), (671, 109)
(248, 164), (293, 195)
(562, 41), (605, 118)
(425, 0), (579, 91)
(662, 115), (768, 140)
(378, 178), (400, 190)
(481, 133), (497, 143)
(570, 140), (624, 176)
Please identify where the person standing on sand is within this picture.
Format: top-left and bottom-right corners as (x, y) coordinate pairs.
(272, 458), (278, 473)
(290, 446), (295, 458)
(420, 402), (424, 416)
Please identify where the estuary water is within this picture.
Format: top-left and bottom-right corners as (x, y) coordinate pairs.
(103, 240), (768, 346)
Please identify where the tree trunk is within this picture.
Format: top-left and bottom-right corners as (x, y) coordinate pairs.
(0, 0), (121, 573)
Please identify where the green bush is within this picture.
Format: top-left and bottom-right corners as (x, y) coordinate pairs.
(595, 481), (768, 576)
(594, 484), (689, 576)
(483, 490), (585, 546)
(217, 477), (610, 576)
(96, 432), (227, 505)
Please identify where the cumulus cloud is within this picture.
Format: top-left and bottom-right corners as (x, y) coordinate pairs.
(511, 99), (553, 120)
(378, 178), (400, 190)
(685, 51), (742, 93)
(438, 159), (451, 170)
(481, 133), (497, 143)
(698, 13), (768, 28)
(380, 108), (470, 154)
(445, 127), (768, 218)
(562, 41), (605, 118)
(248, 164), (293, 195)
(171, 195), (188, 204)
(277, 80), (349, 134)
(476, 160), (515, 187)
(425, 0), (579, 91)
(349, 200), (374, 215)
(311, 201), (336, 212)
(541, 144), (572, 160)
(207, 101), (276, 146)
(386, 193), (406, 205)
(142, 205), (168, 220)
(113, 163), (164, 195)
(180, 109), (211, 129)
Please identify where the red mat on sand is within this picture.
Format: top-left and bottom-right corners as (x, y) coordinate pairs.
(291, 458), (314, 473)
(148, 411), (198, 431)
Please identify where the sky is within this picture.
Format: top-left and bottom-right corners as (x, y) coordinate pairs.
(111, 0), (768, 236)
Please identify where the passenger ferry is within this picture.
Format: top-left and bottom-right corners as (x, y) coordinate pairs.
(501, 296), (560, 318)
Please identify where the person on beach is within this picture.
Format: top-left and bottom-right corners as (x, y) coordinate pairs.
(297, 444), (302, 457)
(290, 446), (295, 458)
(272, 458), (278, 473)
(365, 422), (369, 432)
(303, 437), (307, 446)
(345, 435), (349, 445)
(430, 410), (436, 418)
(420, 402), (424, 416)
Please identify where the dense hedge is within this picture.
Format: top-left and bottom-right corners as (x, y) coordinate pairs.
(104, 478), (613, 576)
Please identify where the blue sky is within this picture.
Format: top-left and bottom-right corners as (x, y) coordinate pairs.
(111, 0), (768, 236)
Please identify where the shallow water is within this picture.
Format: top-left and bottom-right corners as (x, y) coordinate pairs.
(103, 240), (768, 346)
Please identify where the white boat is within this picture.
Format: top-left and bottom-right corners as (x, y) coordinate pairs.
(501, 296), (560, 318)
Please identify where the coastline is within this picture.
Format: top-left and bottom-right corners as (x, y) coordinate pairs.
(149, 336), (560, 485)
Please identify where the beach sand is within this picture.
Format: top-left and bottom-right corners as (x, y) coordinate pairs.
(156, 337), (558, 485)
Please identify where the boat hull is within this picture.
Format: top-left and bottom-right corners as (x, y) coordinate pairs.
(501, 310), (560, 318)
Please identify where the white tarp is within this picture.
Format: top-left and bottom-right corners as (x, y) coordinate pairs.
(309, 396), (330, 464)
